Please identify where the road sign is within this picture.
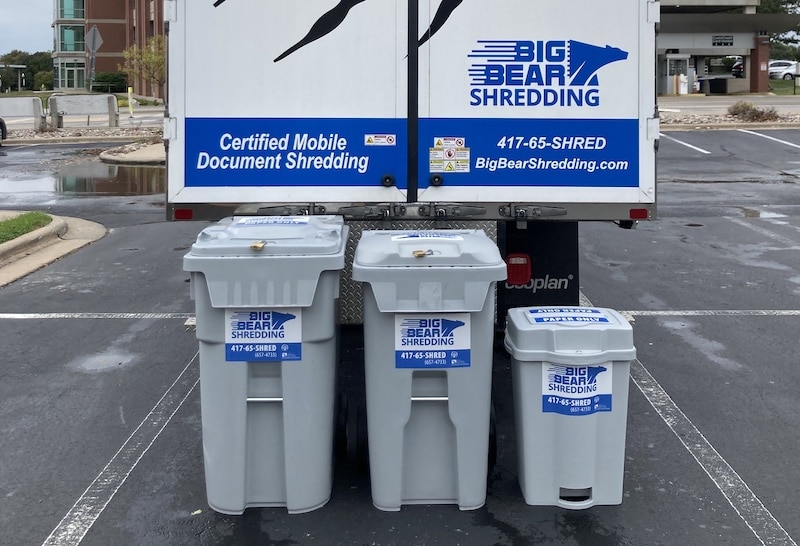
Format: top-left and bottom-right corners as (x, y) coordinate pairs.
(87, 25), (103, 53)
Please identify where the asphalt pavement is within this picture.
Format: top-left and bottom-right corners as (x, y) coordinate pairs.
(2, 94), (800, 545)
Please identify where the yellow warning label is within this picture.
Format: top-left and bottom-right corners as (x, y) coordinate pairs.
(445, 162), (456, 172)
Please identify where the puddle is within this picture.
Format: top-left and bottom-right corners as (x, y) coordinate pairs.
(0, 162), (165, 195)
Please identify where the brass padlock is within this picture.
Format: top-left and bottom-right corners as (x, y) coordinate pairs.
(250, 240), (267, 251)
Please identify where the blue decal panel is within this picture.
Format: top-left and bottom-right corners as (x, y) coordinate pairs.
(395, 314), (471, 369)
(185, 118), (407, 188)
(419, 118), (638, 188)
(542, 364), (613, 416)
(225, 309), (302, 362)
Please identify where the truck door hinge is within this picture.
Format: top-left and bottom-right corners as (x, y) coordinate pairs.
(250, 203), (325, 216)
(647, 117), (660, 142)
(164, 0), (177, 22)
(648, 1), (661, 24)
(164, 117), (177, 141)
(417, 204), (487, 219)
(500, 205), (568, 228)
(336, 204), (406, 219)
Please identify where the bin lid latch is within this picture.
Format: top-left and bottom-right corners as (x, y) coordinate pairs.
(412, 249), (434, 258)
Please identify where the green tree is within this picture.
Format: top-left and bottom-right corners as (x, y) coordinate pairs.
(119, 35), (166, 94)
(758, 0), (800, 59)
(34, 70), (54, 90)
(0, 50), (53, 90)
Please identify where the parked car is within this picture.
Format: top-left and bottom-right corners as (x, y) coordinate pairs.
(0, 117), (7, 145)
(731, 61), (744, 78)
(768, 60), (797, 80)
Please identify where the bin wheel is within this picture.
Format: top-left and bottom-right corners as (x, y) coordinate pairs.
(488, 403), (497, 470)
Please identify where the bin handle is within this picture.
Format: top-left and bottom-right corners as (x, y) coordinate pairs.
(411, 396), (448, 402)
(247, 397), (283, 403)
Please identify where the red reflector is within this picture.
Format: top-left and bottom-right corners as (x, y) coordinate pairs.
(506, 253), (532, 286)
(174, 209), (194, 220)
(629, 208), (649, 220)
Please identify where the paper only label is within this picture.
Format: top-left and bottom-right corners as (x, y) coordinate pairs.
(395, 313), (471, 369)
(225, 309), (302, 362)
(526, 307), (611, 324)
(542, 363), (612, 415)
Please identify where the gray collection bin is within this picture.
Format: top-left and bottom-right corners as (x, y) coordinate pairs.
(504, 306), (636, 509)
(352, 230), (506, 511)
(183, 216), (348, 515)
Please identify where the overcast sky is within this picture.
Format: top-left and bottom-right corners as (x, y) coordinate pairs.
(0, 0), (55, 55)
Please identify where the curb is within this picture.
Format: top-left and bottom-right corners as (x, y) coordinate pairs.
(0, 216), (68, 265)
(3, 135), (155, 146)
(99, 144), (166, 165)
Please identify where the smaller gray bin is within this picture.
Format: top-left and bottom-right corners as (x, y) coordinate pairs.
(504, 306), (636, 509)
(184, 215), (347, 515)
(352, 230), (506, 511)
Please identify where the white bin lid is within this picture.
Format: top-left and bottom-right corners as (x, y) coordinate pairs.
(186, 216), (345, 258)
(352, 230), (506, 271)
(505, 307), (636, 364)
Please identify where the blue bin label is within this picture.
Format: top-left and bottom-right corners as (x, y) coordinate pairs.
(224, 309), (302, 362)
(542, 364), (612, 415)
(395, 313), (471, 369)
(526, 307), (610, 324)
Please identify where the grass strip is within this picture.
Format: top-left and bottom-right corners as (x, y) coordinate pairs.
(0, 212), (53, 244)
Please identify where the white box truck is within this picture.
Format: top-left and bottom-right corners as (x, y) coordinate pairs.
(165, 0), (658, 223)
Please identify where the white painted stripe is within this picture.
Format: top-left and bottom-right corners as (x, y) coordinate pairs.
(630, 359), (796, 546)
(0, 312), (193, 320)
(4, 310), (800, 322)
(625, 309), (800, 317)
(659, 132), (712, 154)
(41, 353), (200, 546)
(726, 216), (800, 248)
(737, 129), (800, 150)
(581, 295), (794, 546)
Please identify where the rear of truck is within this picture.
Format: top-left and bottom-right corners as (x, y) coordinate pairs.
(164, 0), (659, 223)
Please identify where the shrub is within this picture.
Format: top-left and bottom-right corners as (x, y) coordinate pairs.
(727, 101), (780, 122)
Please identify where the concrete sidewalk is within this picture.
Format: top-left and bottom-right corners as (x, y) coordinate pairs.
(0, 211), (107, 288)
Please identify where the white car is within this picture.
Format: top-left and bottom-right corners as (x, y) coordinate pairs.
(768, 60), (797, 80)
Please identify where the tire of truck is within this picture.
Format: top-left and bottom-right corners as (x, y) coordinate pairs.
(0, 117), (7, 145)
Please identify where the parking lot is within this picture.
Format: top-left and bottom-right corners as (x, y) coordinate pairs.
(1, 125), (799, 545)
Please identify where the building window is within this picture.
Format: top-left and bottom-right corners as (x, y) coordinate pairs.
(59, 26), (85, 52)
(55, 61), (86, 89)
(60, 0), (85, 19)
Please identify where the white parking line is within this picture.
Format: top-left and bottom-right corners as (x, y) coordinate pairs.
(726, 216), (800, 248)
(625, 309), (800, 317)
(630, 360), (796, 546)
(41, 352), (200, 546)
(581, 296), (795, 546)
(738, 129), (800, 149)
(659, 132), (712, 154)
(0, 312), (193, 320)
